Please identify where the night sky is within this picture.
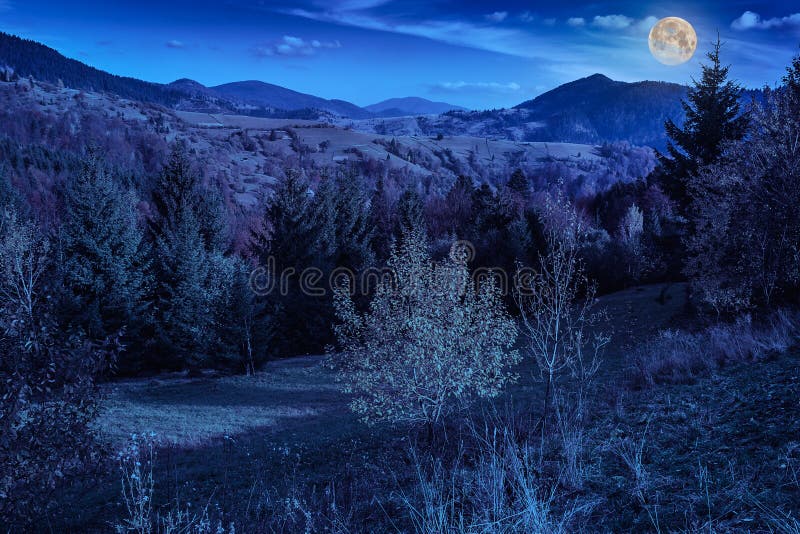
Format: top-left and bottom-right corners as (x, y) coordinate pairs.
(2, 0), (799, 109)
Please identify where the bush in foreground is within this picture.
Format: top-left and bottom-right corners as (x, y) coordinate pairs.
(0, 208), (118, 527)
(330, 229), (520, 427)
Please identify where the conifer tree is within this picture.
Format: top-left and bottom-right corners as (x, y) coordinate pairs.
(147, 146), (229, 369)
(395, 187), (425, 239)
(215, 256), (273, 373)
(0, 170), (21, 213)
(151, 207), (218, 369)
(507, 168), (529, 195)
(149, 147), (199, 234)
(60, 153), (149, 350)
(196, 182), (230, 253)
(369, 177), (396, 262)
(442, 175), (475, 237)
(252, 170), (322, 272)
(252, 170), (327, 356)
(685, 52), (800, 312)
(660, 37), (747, 213)
(310, 174), (340, 271)
(784, 52), (800, 117)
(319, 170), (374, 271)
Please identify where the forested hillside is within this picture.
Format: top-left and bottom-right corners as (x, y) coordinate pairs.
(0, 32), (184, 105)
(515, 74), (688, 147)
(2, 22), (799, 534)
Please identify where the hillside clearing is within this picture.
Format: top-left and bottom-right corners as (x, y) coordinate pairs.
(96, 284), (687, 451)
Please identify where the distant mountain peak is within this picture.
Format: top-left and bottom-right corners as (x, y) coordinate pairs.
(506, 74), (689, 149)
(211, 80), (372, 119)
(167, 78), (208, 90)
(170, 78), (201, 85)
(584, 73), (613, 81)
(365, 97), (467, 117)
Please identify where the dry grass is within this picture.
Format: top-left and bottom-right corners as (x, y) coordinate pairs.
(99, 402), (320, 447)
(631, 310), (800, 387)
(396, 426), (591, 534)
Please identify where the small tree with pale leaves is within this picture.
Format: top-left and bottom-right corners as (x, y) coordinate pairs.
(618, 204), (647, 282)
(330, 229), (520, 427)
(514, 195), (608, 455)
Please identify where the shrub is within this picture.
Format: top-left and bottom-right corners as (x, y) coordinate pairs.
(114, 434), (235, 534)
(0, 208), (119, 527)
(330, 229), (520, 427)
(515, 193), (608, 445)
(631, 311), (799, 387)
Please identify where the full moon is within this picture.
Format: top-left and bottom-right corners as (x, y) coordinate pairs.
(648, 17), (697, 66)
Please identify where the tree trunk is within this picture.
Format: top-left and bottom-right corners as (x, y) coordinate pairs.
(540, 371), (553, 463)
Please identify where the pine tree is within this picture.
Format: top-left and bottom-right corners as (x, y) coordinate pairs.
(151, 207), (218, 369)
(196, 182), (230, 253)
(396, 187), (425, 239)
(659, 37), (747, 213)
(149, 147), (199, 235)
(442, 175), (475, 237)
(369, 177), (396, 262)
(252, 170), (322, 272)
(147, 146), (229, 370)
(310, 174), (340, 272)
(685, 52), (800, 311)
(323, 170), (374, 271)
(60, 153), (149, 351)
(0, 170), (21, 213)
(214, 257), (273, 373)
(507, 168), (529, 195)
(252, 170), (328, 356)
(784, 52), (800, 117)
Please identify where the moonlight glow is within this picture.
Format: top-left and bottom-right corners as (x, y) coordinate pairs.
(648, 17), (697, 66)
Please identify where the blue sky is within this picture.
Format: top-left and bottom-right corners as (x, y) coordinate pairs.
(1, 0), (799, 109)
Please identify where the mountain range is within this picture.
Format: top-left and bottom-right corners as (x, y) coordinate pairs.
(0, 32), (466, 119)
(0, 30), (720, 148)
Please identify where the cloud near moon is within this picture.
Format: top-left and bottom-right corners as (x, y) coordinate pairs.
(648, 17), (697, 66)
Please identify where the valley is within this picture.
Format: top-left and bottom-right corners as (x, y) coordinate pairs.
(0, 15), (798, 534)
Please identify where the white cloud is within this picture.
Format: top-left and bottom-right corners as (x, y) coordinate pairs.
(165, 40), (185, 49)
(284, 9), (535, 59)
(485, 11), (508, 23)
(636, 16), (659, 33)
(253, 35), (341, 57)
(592, 15), (634, 30)
(569, 14), (653, 32)
(519, 11), (535, 23)
(432, 81), (521, 94)
(731, 11), (800, 30)
(518, 12), (555, 25)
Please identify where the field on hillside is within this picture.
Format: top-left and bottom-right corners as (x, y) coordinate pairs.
(1, 80), (656, 215)
(38, 286), (800, 532)
(176, 108), (602, 192)
(54, 282), (799, 532)
(95, 284), (685, 445)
